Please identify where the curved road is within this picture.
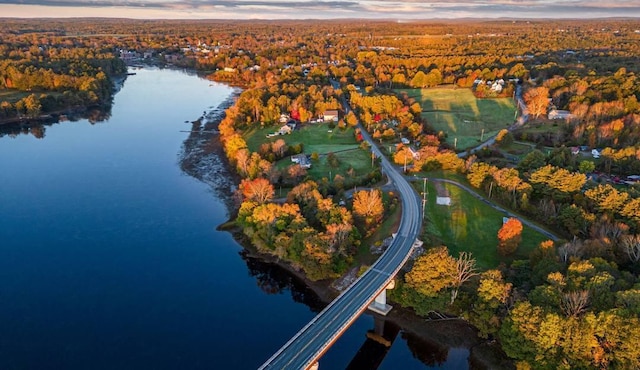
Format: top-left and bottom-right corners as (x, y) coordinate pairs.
(258, 83), (423, 370)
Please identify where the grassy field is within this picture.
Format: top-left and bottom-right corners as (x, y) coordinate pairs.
(245, 123), (376, 182)
(419, 179), (549, 269)
(244, 123), (358, 152)
(397, 87), (516, 150)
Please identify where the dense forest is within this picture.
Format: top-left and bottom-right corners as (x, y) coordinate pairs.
(2, 18), (639, 369)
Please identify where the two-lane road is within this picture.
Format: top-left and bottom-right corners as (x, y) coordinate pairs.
(258, 81), (423, 370)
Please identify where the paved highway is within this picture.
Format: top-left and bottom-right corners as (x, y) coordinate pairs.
(258, 82), (423, 370)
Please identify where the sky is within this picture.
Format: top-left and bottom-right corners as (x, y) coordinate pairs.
(0, 0), (639, 20)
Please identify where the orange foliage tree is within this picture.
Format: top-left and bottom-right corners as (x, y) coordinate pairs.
(497, 218), (523, 256)
(523, 86), (550, 119)
(239, 177), (274, 204)
(352, 189), (384, 236)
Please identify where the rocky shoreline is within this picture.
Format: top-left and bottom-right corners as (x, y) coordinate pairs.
(182, 91), (514, 370)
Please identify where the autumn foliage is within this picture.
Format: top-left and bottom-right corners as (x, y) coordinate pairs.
(239, 177), (274, 204)
(497, 218), (523, 256)
(352, 189), (384, 236)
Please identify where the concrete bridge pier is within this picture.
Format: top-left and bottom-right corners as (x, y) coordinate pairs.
(368, 279), (395, 315)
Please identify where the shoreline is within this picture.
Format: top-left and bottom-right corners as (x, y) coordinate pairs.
(220, 222), (512, 369)
(186, 81), (513, 369)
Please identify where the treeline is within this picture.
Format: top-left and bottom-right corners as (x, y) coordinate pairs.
(0, 26), (126, 120)
(3, 18), (639, 367)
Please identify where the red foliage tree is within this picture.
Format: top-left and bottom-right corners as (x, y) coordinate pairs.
(497, 218), (523, 256)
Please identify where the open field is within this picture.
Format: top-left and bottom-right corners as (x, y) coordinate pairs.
(244, 123), (376, 182)
(419, 179), (548, 269)
(244, 123), (357, 152)
(397, 87), (516, 150)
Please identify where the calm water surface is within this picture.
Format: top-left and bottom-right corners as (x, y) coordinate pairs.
(0, 68), (468, 369)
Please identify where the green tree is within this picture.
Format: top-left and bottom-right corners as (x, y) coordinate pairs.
(518, 149), (547, 173)
(578, 160), (595, 174)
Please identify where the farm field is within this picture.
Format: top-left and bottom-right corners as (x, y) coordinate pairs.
(420, 179), (549, 269)
(398, 87), (516, 150)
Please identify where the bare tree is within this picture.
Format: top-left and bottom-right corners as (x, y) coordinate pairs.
(620, 234), (640, 263)
(558, 238), (584, 264)
(272, 139), (287, 158)
(561, 290), (590, 317)
(451, 252), (478, 304)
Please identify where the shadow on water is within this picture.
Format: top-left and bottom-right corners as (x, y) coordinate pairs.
(403, 330), (452, 366)
(241, 250), (326, 313)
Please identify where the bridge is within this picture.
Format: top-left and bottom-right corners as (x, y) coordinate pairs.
(258, 82), (424, 370)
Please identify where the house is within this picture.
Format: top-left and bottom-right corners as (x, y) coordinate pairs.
(592, 149), (601, 159)
(323, 110), (339, 122)
(278, 125), (292, 135)
(571, 147), (580, 155)
(408, 147), (420, 159)
(401, 138), (410, 145)
(548, 109), (573, 120)
(491, 79), (505, 92)
(290, 154), (311, 169)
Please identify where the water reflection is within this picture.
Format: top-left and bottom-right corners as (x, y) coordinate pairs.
(403, 330), (451, 366)
(0, 107), (112, 139)
(241, 250), (325, 313)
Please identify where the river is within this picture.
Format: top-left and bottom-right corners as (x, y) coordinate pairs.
(0, 68), (470, 369)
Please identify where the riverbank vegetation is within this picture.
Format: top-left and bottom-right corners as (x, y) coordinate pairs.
(0, 24), (126, 124)
(4, 18), (640, 369)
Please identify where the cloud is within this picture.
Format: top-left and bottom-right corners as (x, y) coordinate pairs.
(0, 0), (639, 18)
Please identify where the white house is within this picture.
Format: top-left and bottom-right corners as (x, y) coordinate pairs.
(548, 109), (574, 120)
(323, 110), (339, 122)
(592, 149), (601, 159)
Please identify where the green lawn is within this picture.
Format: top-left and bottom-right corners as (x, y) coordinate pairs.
(273, 147), (374, 182)
(420, 180), (548, 269)
(245, 123), (377, 182)
(397, 87), (516, 150)
(244, 123), (357, 153)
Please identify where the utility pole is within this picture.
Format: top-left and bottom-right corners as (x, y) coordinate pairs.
(481, 128), (485, 141)
(422, 177), (427, 216)
(404, 154), (407, 173)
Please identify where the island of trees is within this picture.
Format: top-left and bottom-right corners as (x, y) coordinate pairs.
(2, 18), (639, 369)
